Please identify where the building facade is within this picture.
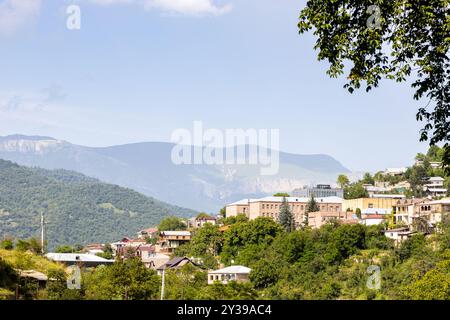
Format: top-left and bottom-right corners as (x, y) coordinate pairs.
(225, 199), (253, 218)
(226, 196), (343, 227)
(208, 266), (251, 285)
(292, 184), (344, 198)
(342, 197), (397, 212)
(157, 231), (191, 253)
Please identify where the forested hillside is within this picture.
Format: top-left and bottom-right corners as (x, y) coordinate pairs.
(0, 159), (196, 248)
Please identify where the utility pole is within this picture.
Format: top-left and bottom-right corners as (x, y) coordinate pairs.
(40, 212), (45, 254)
(160, 267), (165, 300)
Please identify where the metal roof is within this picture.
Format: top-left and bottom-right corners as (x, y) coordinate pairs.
(209, 265), (252, 274)
(160, 231), (191, 236)
(46, 253), (114, 263)
(248, 196), (343, 204)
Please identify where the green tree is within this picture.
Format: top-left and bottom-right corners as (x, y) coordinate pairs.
(46, 269), (82, 300)
(191, 224), (223, 256)
(355, 208), (362, 219)
(298, 0), (450, 170)
(164, 264), (207, 300)
(84, 257), (160, 300)
(345, 183), (369, 199)
(15, 239), (30, 252)
(158, 216), (186, 231)
(221, 217), (282, 265)
(405, 165), (428, 197)
(407, 259), (450, 300)
(362, 173), (375, 185)
(337, 174), (350, 189)
(278, 197), (295, 232)
(0, 239), (14, 250)
(305, 195), (320, 228)
(55, 245), (74, 253)
(196, 212), (212, 219)
(273, 193), (290, 197)
(249, 259), (280, 289)
(219, 207), (226, 218)
(196, 281), (259, 300)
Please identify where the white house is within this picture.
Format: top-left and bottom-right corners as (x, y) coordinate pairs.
(208, 266), (252, 285)
(423, 177), (447, 197)
(382, 228), (416, 245)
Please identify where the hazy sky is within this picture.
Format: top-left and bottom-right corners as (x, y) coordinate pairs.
(0, 0), (428, 172)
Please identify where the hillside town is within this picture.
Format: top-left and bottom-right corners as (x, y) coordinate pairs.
(1, 147), (449, 300)
(38, 151), (449, 286)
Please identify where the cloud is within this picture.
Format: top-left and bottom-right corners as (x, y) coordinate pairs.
(0, 0), (42, 36)
(87, 0), (134, 6)
(142, 0), (232, 16)
(0, 86), (66, 113)
(87, 0), (232, 16)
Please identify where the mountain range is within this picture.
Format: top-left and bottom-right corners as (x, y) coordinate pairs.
(0, 135), (350, 212)
(0, 159), (196, 248)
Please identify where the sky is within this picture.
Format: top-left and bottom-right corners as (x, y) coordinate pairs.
(0, 0), (429, 172)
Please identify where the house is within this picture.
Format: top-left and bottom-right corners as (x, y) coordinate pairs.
(158, 231), (191, 253)
(359, 214), (387, 226)
(142, 252), (171, 270)
(382, 228), (416, 245)
(83, 243), (105, 255)
(415, 160), (443, 169)
(113, 238), (148, 258)
(17, 270), (49, 289)
(208, 266), (251, 285)
(415, 198), (450, 226)
(156, 257), (199, 275)
(137, 227), (159, 240)
(45, 253), (114, 267)
(384, 167), (407, 176)
(393, 198), (426, 226)
(187, 216), (217, 229)
(423, 177), (447, 197)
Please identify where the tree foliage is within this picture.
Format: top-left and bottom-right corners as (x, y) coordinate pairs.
(0, 159), (196, 249)
(298, 0), (450, 169)
(278, 197), (295, 232)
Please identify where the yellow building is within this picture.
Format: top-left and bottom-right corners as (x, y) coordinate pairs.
(343, 197), (397, 212)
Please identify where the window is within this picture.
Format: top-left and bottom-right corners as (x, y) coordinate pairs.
(368, 203), (374, 208)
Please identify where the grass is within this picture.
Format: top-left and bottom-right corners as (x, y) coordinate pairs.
(0, 249), (65, 274)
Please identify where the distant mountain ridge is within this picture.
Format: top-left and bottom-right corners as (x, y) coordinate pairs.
(0, 135), (350, 211)
(0, 159), (196, 249)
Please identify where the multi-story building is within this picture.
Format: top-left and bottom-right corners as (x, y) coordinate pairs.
(415, 160), (443, 169)
(292, 184), (344, 198)
(342, 197), (398, 213)
(393, 198), (449, 229)
(423, 177), (447, 197)
(226, 196), (343, 226)
(225, 199), (253, 217)
(157, 231), (191, 253)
